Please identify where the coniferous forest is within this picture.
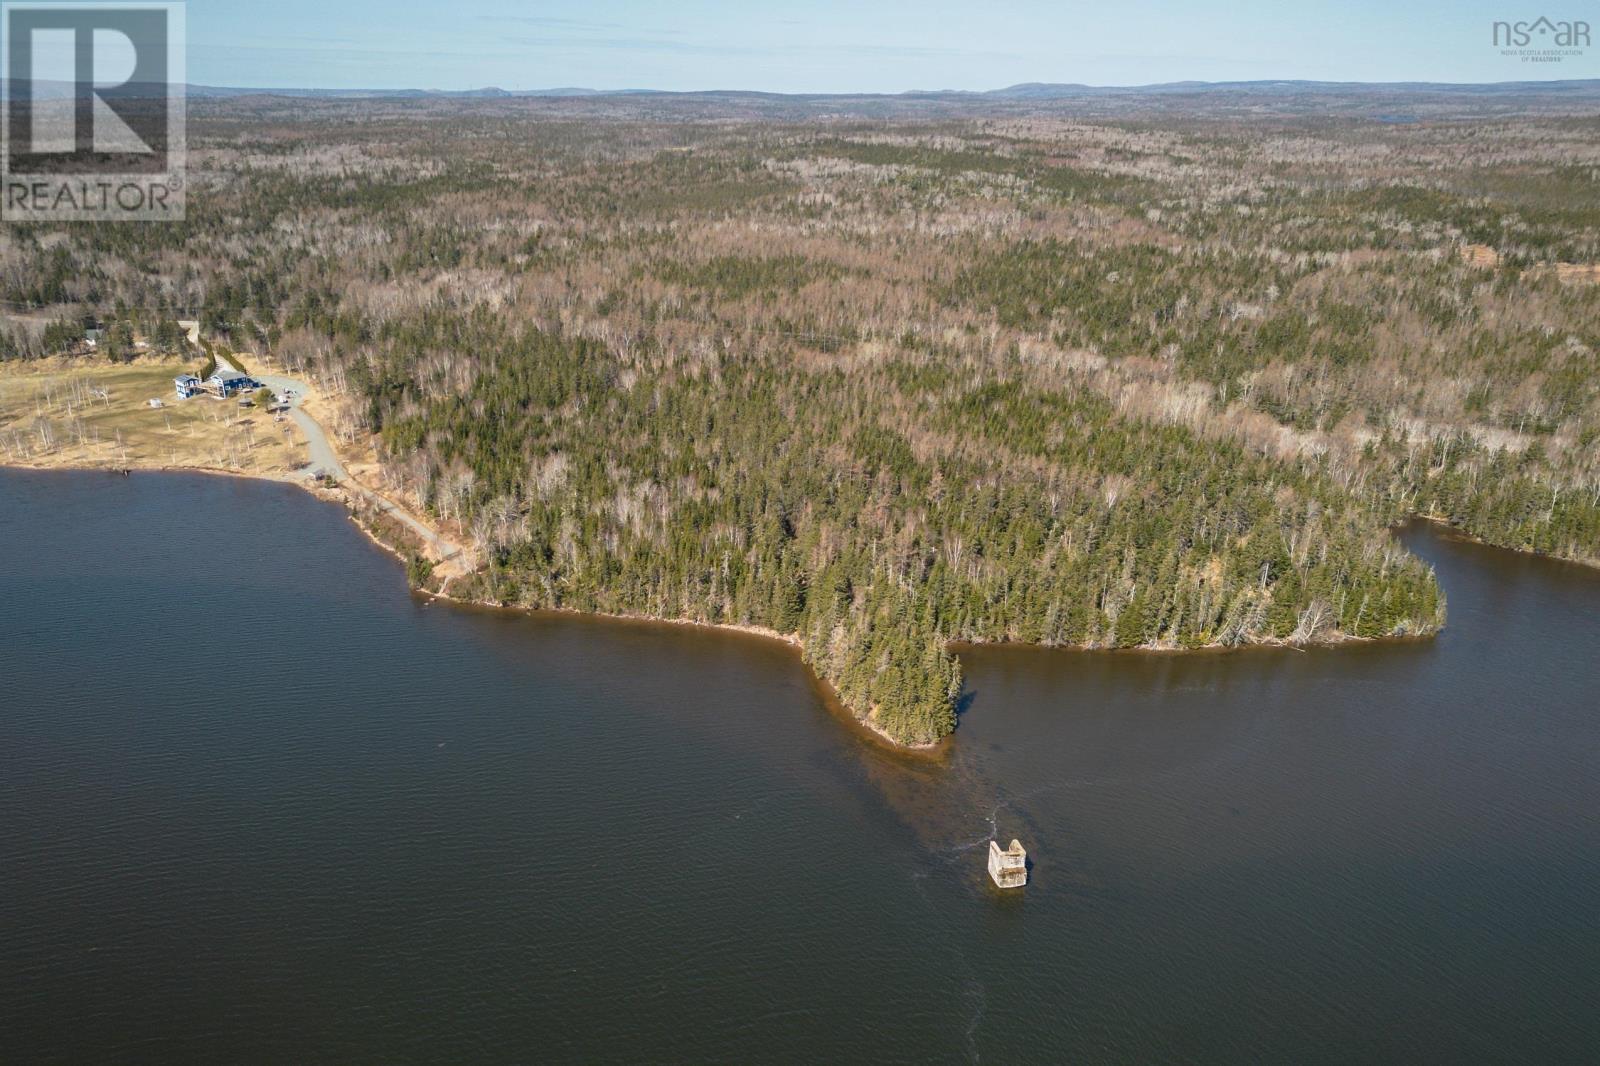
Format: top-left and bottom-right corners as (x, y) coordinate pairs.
(4, 86), (1598, 743)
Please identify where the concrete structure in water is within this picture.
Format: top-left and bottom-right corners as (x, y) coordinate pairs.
(988, 839), (1027, 888)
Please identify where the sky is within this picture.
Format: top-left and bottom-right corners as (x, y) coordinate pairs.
(184, 0), (1600, 92)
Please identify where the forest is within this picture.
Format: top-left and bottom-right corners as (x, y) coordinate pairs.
(1, 88), (1595, 743)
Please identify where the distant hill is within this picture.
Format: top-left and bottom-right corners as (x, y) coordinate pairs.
(187, 84), (639, 99)
(6, 78), (1597, 102)
(984, 79), (1600, 98)
(178, 79), (1600, 101)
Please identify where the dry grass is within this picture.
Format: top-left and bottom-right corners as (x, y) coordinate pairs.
(1555, 262), (1600, 284)
(0, 357), (308, 477)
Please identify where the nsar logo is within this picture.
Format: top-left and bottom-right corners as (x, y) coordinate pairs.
(1491, 16), (1590, 64)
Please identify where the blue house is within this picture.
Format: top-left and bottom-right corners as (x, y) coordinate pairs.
(174, 374), (202, 398)
(208, 370), (261, 397)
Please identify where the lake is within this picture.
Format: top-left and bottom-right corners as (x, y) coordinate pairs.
(2, 468), (1597, 1063)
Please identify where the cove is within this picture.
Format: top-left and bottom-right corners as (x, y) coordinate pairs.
(2, 468), (1597, 1063)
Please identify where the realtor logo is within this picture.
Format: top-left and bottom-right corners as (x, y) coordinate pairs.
(2, 1), (185, 221)
(1492, 16), (1590, 63)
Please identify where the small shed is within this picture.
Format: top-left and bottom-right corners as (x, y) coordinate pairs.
(988, 839), (1027, 889)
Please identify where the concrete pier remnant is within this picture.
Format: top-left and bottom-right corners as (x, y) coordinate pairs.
(987, 839), (1027, 888)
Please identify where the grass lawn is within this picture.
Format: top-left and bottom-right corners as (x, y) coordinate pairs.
(0, 357), (308, 477)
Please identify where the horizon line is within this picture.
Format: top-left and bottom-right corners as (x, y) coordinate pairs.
(180, 75), (1600, 97)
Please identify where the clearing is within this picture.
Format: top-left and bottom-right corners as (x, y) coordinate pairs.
(0, 357), (307, 477)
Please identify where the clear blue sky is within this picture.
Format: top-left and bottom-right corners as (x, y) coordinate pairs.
(186, 0), (1599, 92)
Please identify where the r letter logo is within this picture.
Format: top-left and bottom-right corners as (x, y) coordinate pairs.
(2, 1), (186, 222)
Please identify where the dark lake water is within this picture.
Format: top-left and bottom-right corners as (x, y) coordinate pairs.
(3, 468), (1598, 1064)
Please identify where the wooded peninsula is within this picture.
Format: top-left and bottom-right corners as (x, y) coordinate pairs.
(3, 86), (1597, 744)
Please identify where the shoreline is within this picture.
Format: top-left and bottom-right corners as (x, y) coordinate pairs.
(0, 455), (310, 486)
(0, 457), (942, 752)
(12, 459), (1596, 751)
(410, 585), (950, 755)
(1409, 513), (1600, 573)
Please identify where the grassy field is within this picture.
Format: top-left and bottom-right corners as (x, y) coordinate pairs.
(0, 357), (308, 477)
